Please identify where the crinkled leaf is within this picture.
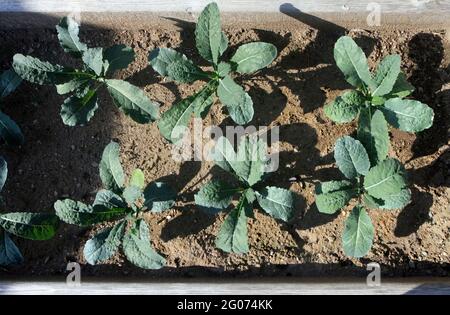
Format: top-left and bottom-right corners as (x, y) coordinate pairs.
(99, 141), (125, 193)
(0, 212), (59, 240)
(363, 193), (385, 209)
(193, 83), (217, 119)
(13, 54), (75, 85)
(211, 136), (238, 174)
(56, 77), (90, 95)
(158, 85), (213, 142)
(363, 188), (411, 210)
(55, 199), (127, 226)
(83, 220), (126, 265)
(234, 135), (268, 186)
(371, 96), (385, 106)
(315, 180), (356, 214)
(334, 136), (370, 179)
(324, 90), (363, 123)
(106, 79), (159, 124)
(379, 188), (411, 209)
(0, 157), (7, 192)
(123, 186), (142, 205)
(217, 75), (254, 124)
(387, 72), (414, 98)
(93, 190), (126, 209)
(149, 48), (202, 83)
(256, 186), (298, 222)
(103, 44), (135, 75)
(60, 89), (98, 126)
(244, 189), (256, 219)
(357, 108), (389, 166)
(315, 180), (354, 194)
(166, 59), (206, 83)
(0, 111), (24, 146)
(143, 182), (176, 212)
(158, 98), (193, 142)
(82, 47), (104, 76)
(342, 205), (374, 258)
(230, 42), (277, 74)
(195, 2), (222, 65)
(219, 32), (229, 56)
(122, 219), (166, 269)
(372, 55), (401, 97)
(333, 36), (375, 89)
(194, 180), (236, 213)
(129, 169), (145, 190)
(365, 189), (411, 210)
(215, 196), (250, 254)
(217, 61), (232, 78)
(211, 135), (267, 184)
(0, 69), (22, 99)
(364, 158), (407, 199)
(381, 98), (434, 132)
(0, 230), (23, 266)
(56, 16), (87, 57)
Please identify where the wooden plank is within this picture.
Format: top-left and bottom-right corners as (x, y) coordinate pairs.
(1, 0), (449, 13)
(1, 278), (449, 295)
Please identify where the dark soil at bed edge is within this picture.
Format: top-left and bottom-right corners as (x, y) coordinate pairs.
(0, 19), (449, 278)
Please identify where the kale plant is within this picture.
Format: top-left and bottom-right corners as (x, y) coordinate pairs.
(0, 156), (59, 266)
(195, 135), (300, 254)
(149, 2), (277, 142)
(326, 36), (434, 166)
(13, 17), (159, 127)
(0, 69), (23, 145)
(54, 141), (176, 269)
(315, 136), (411, 257)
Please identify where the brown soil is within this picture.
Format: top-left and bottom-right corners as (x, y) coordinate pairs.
(0, 16), (449, 278)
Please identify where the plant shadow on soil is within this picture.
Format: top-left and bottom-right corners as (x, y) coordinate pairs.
(408, 33), (449, 160)
(393, 33), (449, 237)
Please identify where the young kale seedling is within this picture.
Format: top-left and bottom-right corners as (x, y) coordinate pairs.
(13, 17), (159, 127)
(0, 69), (23, 145)
(326, 36), (434, 166)
(315, 136), (411, 257)
(54, 141), (176, 269)
(194, 135), (300, 254)
(0, 157), (59, 266)
(149, 2), (277, 143)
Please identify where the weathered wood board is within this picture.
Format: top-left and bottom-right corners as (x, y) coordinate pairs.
(0, 0), (449, 13)
(1, 0), (450, 28)
(1, 278), (450, 295)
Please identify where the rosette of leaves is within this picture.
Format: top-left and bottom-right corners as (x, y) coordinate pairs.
(194, 135), (300, 254)
(0, 157), (59, 266)
(54, 141), (176, 269)
(315, 136), (411, 257)
(0, 69), (23, 145)
(12, 16), (159, 127)
(325, 36), (434, 166)
(149, 2), (277, 143)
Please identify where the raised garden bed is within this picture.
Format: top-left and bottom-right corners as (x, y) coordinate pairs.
(0, 1), (449, 281)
